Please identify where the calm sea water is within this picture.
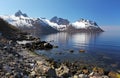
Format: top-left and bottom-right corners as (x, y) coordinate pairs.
(36, 26), (120, 70)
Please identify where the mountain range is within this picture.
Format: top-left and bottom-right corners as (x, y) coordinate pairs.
(0, 10), (103, 34)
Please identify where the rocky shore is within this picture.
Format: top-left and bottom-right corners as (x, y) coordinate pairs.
(0, 35), (120, 78)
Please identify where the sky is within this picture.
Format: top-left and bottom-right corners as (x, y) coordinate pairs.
(0, 0), (120, 26)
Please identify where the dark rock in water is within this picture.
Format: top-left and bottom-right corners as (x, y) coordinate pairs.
(19, 39), (53, 50)
(54, 46), (58, 48)
(47, 68), (57, 77)
(69, 50), (74, 53)
(34, 41), (53, 50)
(43, 42), (53, 49)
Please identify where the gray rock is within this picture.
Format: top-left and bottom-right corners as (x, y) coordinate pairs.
(47, 68), (57, 77)
(117, 70), (120, 73)
(79, 74), (88, 78)
(73, 75), (78, 78)
(43, 42), (53, 49)
(101, 75), (109, 78)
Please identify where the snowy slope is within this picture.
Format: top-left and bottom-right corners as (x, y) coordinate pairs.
(41, 19), (67, 31)
(0, 15), (33, 27)
(0, 15), (67, 31)
(72, 19), (99, 29)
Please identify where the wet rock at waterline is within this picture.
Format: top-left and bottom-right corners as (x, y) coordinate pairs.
(79, 49), (85, 53)
(18, 40), (53, 50)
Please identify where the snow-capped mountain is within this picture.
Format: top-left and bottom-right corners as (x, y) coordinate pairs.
(0, 15), (33, 27)
(0, 10), (58, 34)
(66, 18), (103, 32)
(0, 10), (103, 34)
(49, 16), (70, 31)
(72, 18), (99, 29)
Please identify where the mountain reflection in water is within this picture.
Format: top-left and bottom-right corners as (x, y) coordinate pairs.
(39, 32), (101, 49)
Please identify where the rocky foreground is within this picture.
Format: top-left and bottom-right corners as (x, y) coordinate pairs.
(0, 36), (120, 78)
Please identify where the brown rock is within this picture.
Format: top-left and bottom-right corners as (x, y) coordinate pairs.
(79, 49), (85, 53)
(93, 67), (104, 75)
(108, 71), (118, 78)
(82, 69), (89, 74)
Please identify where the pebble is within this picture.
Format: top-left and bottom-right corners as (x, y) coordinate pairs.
(79, 49), (85, 53)
(101, 75), (109, 78)
(117, 70), (120, 73)
(30, 71), (36, 76)
(79, 74), (88, 78)
(30, 63), (34, 66)
(73, 75), (79, 78)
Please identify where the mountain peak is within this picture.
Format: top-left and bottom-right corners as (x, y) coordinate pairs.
(50, 16), (69, 25)
(77, 18), (98, 26)
(15, 10), (28, 17)
(77, 18), (89, 22)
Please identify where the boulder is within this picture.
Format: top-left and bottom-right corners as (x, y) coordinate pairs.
(101, 75), (109, 78)
(56, 64), (69, 77)
(92, 67), (104, 75)
(79, 74), (88, 78)
(43, 42), (53, 49)
(47, 68), (57, 77)
(108, 71), (118, 78)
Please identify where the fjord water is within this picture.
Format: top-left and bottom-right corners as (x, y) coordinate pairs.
(37, 26), (120, 70)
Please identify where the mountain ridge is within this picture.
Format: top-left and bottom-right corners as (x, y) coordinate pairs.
(15, 10), (28, 17)
(0, 10), (104, 34)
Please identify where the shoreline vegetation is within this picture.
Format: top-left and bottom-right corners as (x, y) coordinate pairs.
(0, 33), (120, 78)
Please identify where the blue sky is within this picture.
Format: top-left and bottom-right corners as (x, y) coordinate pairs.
(0, 0), (120, 26)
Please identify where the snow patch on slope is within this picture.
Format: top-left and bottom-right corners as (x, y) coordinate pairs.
(41, 19), (67, 31)
(72, 21), (86, 29)
(72, 19), (99, 29)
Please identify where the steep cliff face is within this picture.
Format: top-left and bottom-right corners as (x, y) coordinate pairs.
(0, 18), (19, 38)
